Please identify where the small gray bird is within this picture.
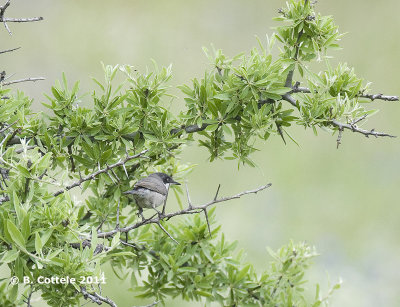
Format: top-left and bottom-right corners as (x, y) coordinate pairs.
(124, 172), (180, 218)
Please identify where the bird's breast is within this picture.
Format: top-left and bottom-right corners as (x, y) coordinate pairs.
(129, 188), (166, 209)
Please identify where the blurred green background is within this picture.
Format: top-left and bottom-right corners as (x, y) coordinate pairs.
(2, 0), (399, 306)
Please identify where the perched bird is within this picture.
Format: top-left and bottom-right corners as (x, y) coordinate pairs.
(124, 172), (180, 218)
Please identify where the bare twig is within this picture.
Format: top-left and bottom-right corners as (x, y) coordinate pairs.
(0, 120), (18, 133)
(2, 17), (43, 23)
(331, 119), (396, 139)
(53, 150), (148, 196)
(96, 212), (110, 232)
(22, 284), (33, 307)
(81, 287), (117, 307)
(133, 302), (160, 307)
(213, 184), (221, 201)
(289, 86), (399, 102)
(336, 126), (343, 149)
(156, 222), (178, 244)
(185, 182), (193, 209)
(0, 46), (20, 54)
(0, 0), (43, 35)
(359, 93), (399, 102)
(97, 184), (272, 239)
(1, 77), (45, 86)
(203, 208), (212, 238)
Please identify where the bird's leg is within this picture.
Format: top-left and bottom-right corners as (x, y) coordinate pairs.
(162, 189), (169, 215)
(137, 207), (145, 221)
(154, 207), (163, 219)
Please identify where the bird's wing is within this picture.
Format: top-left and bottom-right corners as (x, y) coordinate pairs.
(134, 177), (168, 195)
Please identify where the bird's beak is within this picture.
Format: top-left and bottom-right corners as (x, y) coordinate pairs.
(171, 180), (181, 185)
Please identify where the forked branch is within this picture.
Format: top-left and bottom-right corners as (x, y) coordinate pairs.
(97, 183), (272, 239)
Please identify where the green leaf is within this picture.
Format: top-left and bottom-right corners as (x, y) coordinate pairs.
(6, 220), (26, 249)
(21, 215), (30, 240)
(205, 124), (219, 132)
(214, 93), (231, 101)
(16, 165), (30, 178)
(35, 232), (43, 254)
(13, 191), (24, 224)
(177, 267), (198, 273)
(0, 249), (19, 263)
(40, 229), (54, 248)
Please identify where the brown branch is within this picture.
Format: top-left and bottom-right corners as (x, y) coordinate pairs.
(81, 287), (117, 307)
(1, 77), (45, 86)
(53, 149), (148, 197)
(97, 183), (272, 239)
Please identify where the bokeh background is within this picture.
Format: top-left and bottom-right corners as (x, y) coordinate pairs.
(1, 0), (399, 306)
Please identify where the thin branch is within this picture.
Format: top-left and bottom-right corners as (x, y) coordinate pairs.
(213, 184), (221, 201)
(185, 182), (192, 209)
(0, 0), (43, 35)
(81, 287), (117, 307)
(0, 46), (20, 54)
(331, 119), (396, 139)
(22, 284), (33, 307)
(359, 93), (399, 102)
(97, 184), (272, 239)
(133, 302), (160, 307)
(0, 120), (18, 133)
(1, 77), (45, 86)
(336, 126), (343, 149)
(53, 150), (148, 196)
(156, 222), (178, 244)
(290, 86), (399, 102)
(203, 208), (212, 238)
(96, 212), (110, 232)
(2, 17), (43, 23)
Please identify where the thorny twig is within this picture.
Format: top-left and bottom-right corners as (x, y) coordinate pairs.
(289, 85), (399, 102)
(0, 0), (43, 35)
(53, 150), (148, 196)
(1, 77), (45, 86)
(97, 184), (272, 239)
(81, 287), (117, 307)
